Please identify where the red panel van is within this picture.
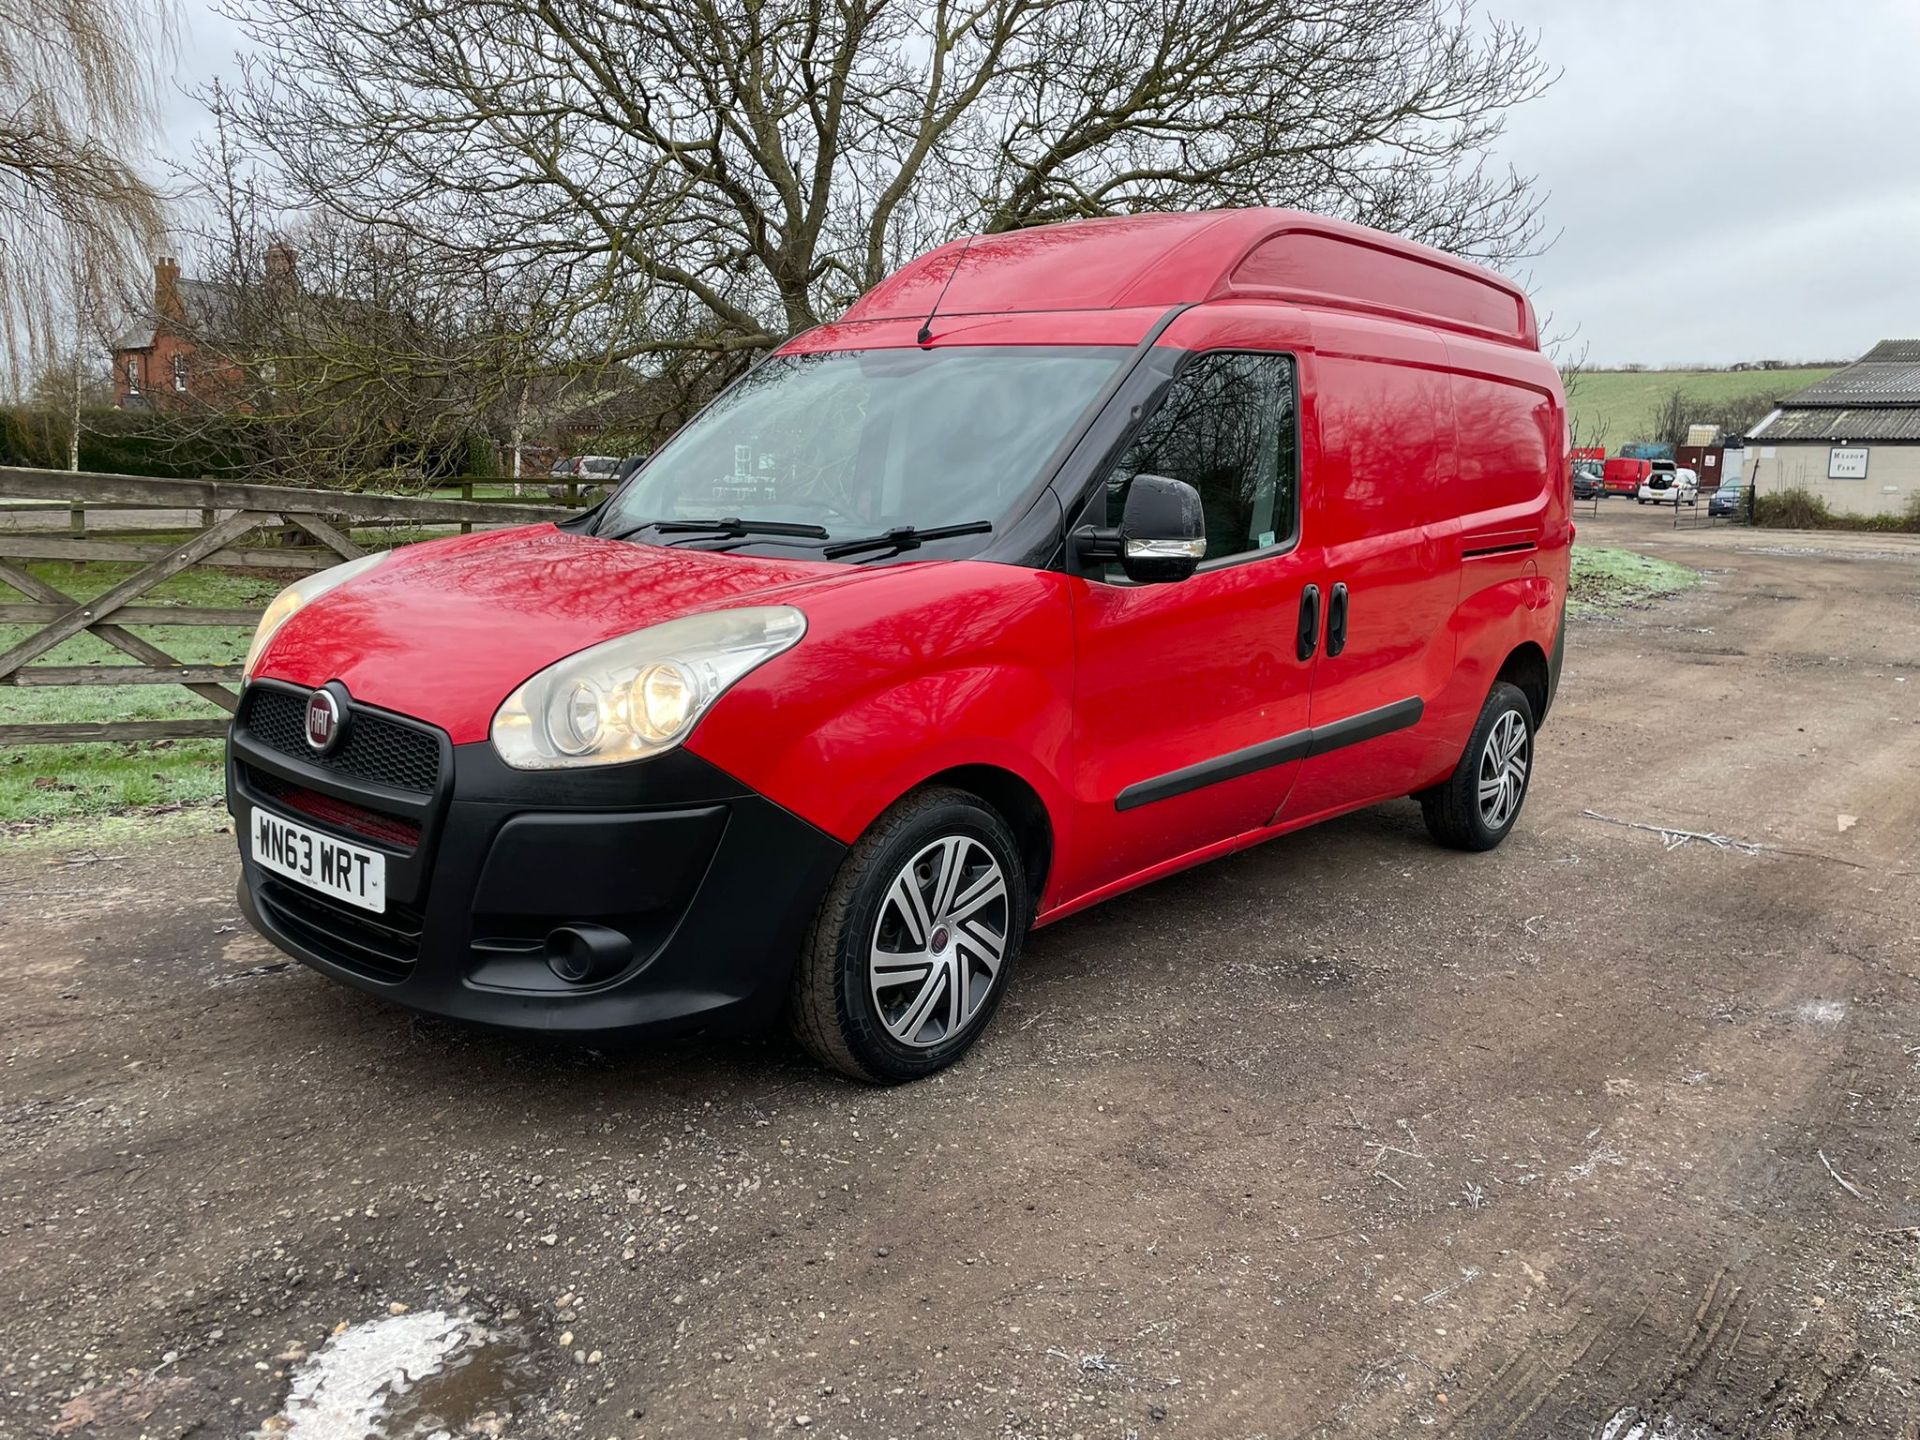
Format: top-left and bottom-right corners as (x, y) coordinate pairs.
(228, 210), (1570, 1082)
(1603, 457), (1651, 496)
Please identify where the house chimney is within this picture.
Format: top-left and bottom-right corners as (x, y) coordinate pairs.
(264, 241), (297, 288)
(154, 256), (184, 323)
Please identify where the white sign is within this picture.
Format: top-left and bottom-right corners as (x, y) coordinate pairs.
(1829, 447), (1869, 479)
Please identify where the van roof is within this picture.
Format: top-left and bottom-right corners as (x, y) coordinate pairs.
(843, 209), (1538, 349)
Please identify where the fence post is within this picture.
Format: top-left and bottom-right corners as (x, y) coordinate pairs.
(461, 480), (473, 536)
(68, 501), (85, 538)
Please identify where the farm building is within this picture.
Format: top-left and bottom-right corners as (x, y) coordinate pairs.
(1746, 340), (1920, 517)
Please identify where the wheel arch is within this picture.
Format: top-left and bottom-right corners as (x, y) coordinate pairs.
(920, 763), (1054, 909)
(1495, 640), (1551, 726)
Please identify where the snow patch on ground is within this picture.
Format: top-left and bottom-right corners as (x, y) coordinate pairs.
(267, 1309), (496, 1440)
(1599, 1407), (1725, 1439)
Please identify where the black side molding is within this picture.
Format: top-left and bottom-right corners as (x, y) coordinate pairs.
(1114, 731), (1313, 812)
(1462, 540), (1537, 560)
(1114, 697), (1425, 811)
(1304, 696), (1424, 759)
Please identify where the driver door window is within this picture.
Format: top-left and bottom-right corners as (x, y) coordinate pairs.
(1103, 352), (1297, 566)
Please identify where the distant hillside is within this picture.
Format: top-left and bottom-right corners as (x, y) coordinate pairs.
(1567, 368), (1837, 447)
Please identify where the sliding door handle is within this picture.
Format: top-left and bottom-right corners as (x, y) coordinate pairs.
(1327, 582), (1349, 657)
(1296, 584), (1321, 662)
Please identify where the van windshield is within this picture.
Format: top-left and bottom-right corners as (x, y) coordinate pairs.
(596, 346), (1127, 545)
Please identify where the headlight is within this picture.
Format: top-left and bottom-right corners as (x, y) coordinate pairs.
(243, 551), (390, 681)
(490, 606), (806, 770)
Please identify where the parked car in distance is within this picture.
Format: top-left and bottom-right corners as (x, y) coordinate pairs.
(1603, 457), (1651, 496)
(1639, 467), (1699, 505)
(549, 454), (622, 481)
(1708, 483), (1746, 517)
(228, 208), (1570, 1083)
(1572, 463), (1604, 500)
(548, 455), (622, 502)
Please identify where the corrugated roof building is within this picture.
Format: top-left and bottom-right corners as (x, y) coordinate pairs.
(1746, 340), (1920, 515)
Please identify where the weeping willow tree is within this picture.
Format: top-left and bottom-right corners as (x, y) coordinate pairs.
(0, 0), (174, 376)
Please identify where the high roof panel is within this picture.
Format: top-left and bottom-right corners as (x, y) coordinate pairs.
(841, 209), (1536, 348)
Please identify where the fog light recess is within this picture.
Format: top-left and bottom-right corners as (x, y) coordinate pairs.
(545, 924), (632, 984)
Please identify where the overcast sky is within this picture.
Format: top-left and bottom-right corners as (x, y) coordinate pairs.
(154, 0), (1920, 368)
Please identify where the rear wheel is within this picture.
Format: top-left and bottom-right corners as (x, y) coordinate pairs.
(790, 787), (1027, 1083)
(1417, 682), (1535, 851)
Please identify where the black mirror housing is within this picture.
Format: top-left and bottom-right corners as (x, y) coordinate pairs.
(1074, 473), (1205, 583)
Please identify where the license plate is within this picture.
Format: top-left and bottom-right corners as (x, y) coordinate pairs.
(250, 808), (386, 913)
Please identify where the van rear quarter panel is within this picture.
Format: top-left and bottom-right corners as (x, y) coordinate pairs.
(1423, 336), (1569, 774)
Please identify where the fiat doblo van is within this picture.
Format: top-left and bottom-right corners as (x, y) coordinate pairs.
(229, 209), (1569, 1082)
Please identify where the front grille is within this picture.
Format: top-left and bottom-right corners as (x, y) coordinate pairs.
(245, 686), (442, 793)
(257, 878), (424, 979)
(246, 767), (422, 850)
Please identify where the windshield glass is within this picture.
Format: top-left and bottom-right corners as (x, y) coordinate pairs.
(598, 346), (1127, 542)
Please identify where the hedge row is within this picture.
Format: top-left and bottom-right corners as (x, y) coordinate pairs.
(0, 408), (502, 483)
(1754, 488), (1920, 534)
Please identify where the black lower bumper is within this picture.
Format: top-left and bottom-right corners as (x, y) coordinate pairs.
(229, 684), (845, 1040)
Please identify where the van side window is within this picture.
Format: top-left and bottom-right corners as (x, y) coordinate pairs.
(1103, 352), (1296, 565)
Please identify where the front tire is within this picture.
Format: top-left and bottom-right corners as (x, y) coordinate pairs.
(790, 787), (1028, 1083)
(1418, 682), (1536, 851)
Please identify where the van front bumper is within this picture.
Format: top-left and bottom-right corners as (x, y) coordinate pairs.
(228, 680), (845, 1040)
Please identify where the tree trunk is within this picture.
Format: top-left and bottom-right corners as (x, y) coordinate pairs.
(509, 378), (527, 496)
(66, 352), (81, 472)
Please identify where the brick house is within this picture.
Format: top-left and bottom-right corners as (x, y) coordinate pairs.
(110, 247), (295, 410)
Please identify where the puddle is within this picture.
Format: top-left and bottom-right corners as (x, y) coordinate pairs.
(265, 1309), (535, 1440)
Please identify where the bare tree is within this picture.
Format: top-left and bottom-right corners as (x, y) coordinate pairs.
(19, 345), (116, 468)
(215, 0), (1553, 369)
(0, 0), (173, 371)
(145, 110), (581, 485)
(1645, 385), (1691, 449)
(1644, 384), (1780, 449)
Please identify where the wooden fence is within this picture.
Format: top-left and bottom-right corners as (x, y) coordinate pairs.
(0, 466), (573, 746)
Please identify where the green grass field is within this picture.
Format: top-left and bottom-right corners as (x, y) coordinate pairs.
(1567, 367), (1836, 449)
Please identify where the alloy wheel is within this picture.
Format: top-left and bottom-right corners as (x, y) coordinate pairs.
(1477, 710), (1530, 830)
(868, 836), (1010, 1049)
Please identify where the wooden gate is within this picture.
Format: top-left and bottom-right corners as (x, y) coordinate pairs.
(0, 467), (571, 745)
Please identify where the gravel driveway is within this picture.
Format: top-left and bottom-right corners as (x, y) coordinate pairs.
(4, 509), (1918, 1439)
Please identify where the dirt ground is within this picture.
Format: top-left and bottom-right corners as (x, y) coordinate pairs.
(3, 506), (1918, 1440)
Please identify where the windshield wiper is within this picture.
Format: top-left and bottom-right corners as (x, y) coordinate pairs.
(821, 520), (993, 560)
(602, 516), (831, 543)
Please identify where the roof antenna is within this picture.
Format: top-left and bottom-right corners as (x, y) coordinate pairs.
(917, 232), (976, 346)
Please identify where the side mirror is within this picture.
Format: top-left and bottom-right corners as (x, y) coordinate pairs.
(1074, 474), (1206, 583)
